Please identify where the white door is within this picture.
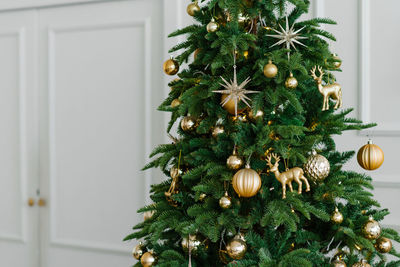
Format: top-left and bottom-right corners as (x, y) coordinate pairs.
(37, 1), (164, 266)
(0, 10), (39, 267)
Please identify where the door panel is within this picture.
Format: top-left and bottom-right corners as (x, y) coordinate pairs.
(38, 1), (164, 266)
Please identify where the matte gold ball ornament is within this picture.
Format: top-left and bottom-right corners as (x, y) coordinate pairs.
(352, 260), (371, 267)
(140, 251), (156, 267)
(362, 216), (381, 240)
(219, 191), (232, 209)
(263, 60), (278, 78)
(375, 237), (392, 253)
(163, 57), (179, 75)
(212, 125), (225, 138)
(132, 242), (144, 260)
(331, 207), (344, 224)
(180, 116), (197, 132)
(332, 259), (347, 267)
(226, 234), (247, 260)
(357, 140), (384, 170)
(171, 98), (182, 108)
(304, 150), (330, 182)
(232, 163), (262, 197)
(186, 1), (200, 16)
(227, 149), (244, 170)
(285, 73), (298, 89)
(206, 18), (219, 33)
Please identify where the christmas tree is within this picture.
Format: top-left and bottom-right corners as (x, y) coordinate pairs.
(125, 1), (400, 266)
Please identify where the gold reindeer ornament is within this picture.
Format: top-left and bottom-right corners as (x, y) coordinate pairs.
(310, 66), (342, 111)
(266, 153), (310, 199)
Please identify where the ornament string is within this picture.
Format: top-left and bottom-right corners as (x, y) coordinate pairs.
(188, 234), (192, 267)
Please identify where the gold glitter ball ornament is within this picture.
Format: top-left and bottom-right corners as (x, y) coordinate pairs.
(207, 18), (219, 33)
(180, 116), (197, 131)
(304, 150), (330, 182)
(285, 73), (298, 89)
(362, 217), (381, 240)
(219, 191), (232, 209)
(375, 237), (392, 253)
(226, 234), (247, 260)
(132, 243), (144, 260)
(163, 58), (179, 75)
(186, 1), (200, 16)
(140, 251), (156, 267)
(263, 60), (278, 78)
(331, 207), (344, 224)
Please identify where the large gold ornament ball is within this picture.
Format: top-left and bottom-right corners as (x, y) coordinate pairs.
(207, 18), (219, 33)
(221, 94), (245, 115)
(219, 192), (232, 209)
(375, 237), (392, 253)
(352, 260), (371, 267)
(132, 243), (144, 260)
(171, 98), (182, 108)
(227, 153), (244, 170)
(180, 116), (197, 132)
(285, 73), (298, 89)
(332, 259), (347, 267)
(248, 109), (264, 120)
(163, 58), (179, 75)
(333, 54), (342, 69)
(212, 125), (225, 138)
(181, 234), (202, 252)
(263, 60), (278, 78)
(357, 141), (384, 170)
(304, 151), (330, 182)
(331, 207), (344, 224)
(140, 251), (156, 267)
(232, 165), (262, 197)
(362, 217), (381, 240)
(226, 234), (247, 260)
(186, 2), (200, 16)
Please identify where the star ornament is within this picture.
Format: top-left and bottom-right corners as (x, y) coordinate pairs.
(213, 65), (259, 116)
(266, 16), (307, 53)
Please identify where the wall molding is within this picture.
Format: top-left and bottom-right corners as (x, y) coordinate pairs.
(0, 0), (123, 11)
(312, 0), (325, 19)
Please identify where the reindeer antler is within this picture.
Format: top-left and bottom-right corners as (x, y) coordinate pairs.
(266, 153), (280, 168)
(310, 65), (324, 80)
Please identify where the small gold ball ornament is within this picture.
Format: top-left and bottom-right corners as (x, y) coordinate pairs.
(362, 217), (381, 240)
(304, 150), (330, 182)
(180, 116), (197, 132)
(140, 251), (156, 267)
(248, 109), (264, 121)
(352, 260), (371, 267)
(206, 18), (219, 33)
(143, 210), (155, 221)
(331, 207), (344, 224)
(221, 94), (245, 115)
(375, 237), (392, 253)
(212, 125), (224, 138)
(232, 164), (262, 197)
(263, 60), (278, 78)
(132, 243), (144, 260)
(333, 54), (342, 69)
(219, 191), (232, 209)
(285, 73), (298, 89)
(186, 1), (200, 16)
(357, 140), (384, 170)
(171, 98), (182, 108)
(226, 234), (247, 260)
(332, 259), (347, 267)
(199, 193), (206, 201)
(227, 149), (244, 170)
(181, 234), (202, 252)
(163, 57), (179, 75)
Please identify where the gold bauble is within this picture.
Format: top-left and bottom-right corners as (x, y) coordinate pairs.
(357, 140), (384, 170)
(212, 125), (225, 138)
(180, 116), (197, 131)
(285, 73), (298, 89)
(219, 192), (232, 209)
(199, 193), (206, 201)
(171, 98), (182, 108)
(227, 150), (244, 170)
(362, 217), (381, 240)
(352, 260), (371, 267)
(221, 94), (245, 115)
(232, 164), (262, 197)
(375, 237), (392, 253)
(333, 54), (342, 69)
(143, 210), (155, 221)
(181, 234), (202, 252)
(170, 166), (182, 179)
(304, 151), (330, 182)
(248, 109), (264, 120)
(226, 234), (247, 260)
(206, 18), (219, 33)
(331, 207), (344, 224)
(163, 58), (179, 75)
(263, 60), (278, 78)
(132, 243), (144, 260)
(332, 259), (347, 267)
(186, 2), (200, 16)
(140, 251), (156, 267)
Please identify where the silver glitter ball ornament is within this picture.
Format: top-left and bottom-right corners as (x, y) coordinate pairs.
(304, 150), (330, 182)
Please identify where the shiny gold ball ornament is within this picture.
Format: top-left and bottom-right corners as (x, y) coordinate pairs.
(163, 57), (179, 75)
(331, 207), (344, 224)
(219, 191), (232, 209)
(332, 259), (347, 267)
(181, 234), (202, 252)
(263, 60), (278, 78)
(180, 116), (197, 132)
(212, 125), (224, 138)
(206, 18), (219, 33)
(248, 109), (264, 121)
(232, 164), (262, 197)
(226, 234), (247, 260)
(352, 260), (371, 267)
(226, 149), (244, 170)
(132, 243), (144, 260)
(304, 150), (330, 182)
(199, 193), (206, 201)
(375, 237), (392, 253)
(221, 94), (245, 115)
(362, 217), (381, 240)
(332, 54), (342, 69)
(357, 140), (384, 170)
(140, 251), (156, 267)
(171, 98), (182, 108)
(186, 1), (200, 16)
(285, 73), (298, 89)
